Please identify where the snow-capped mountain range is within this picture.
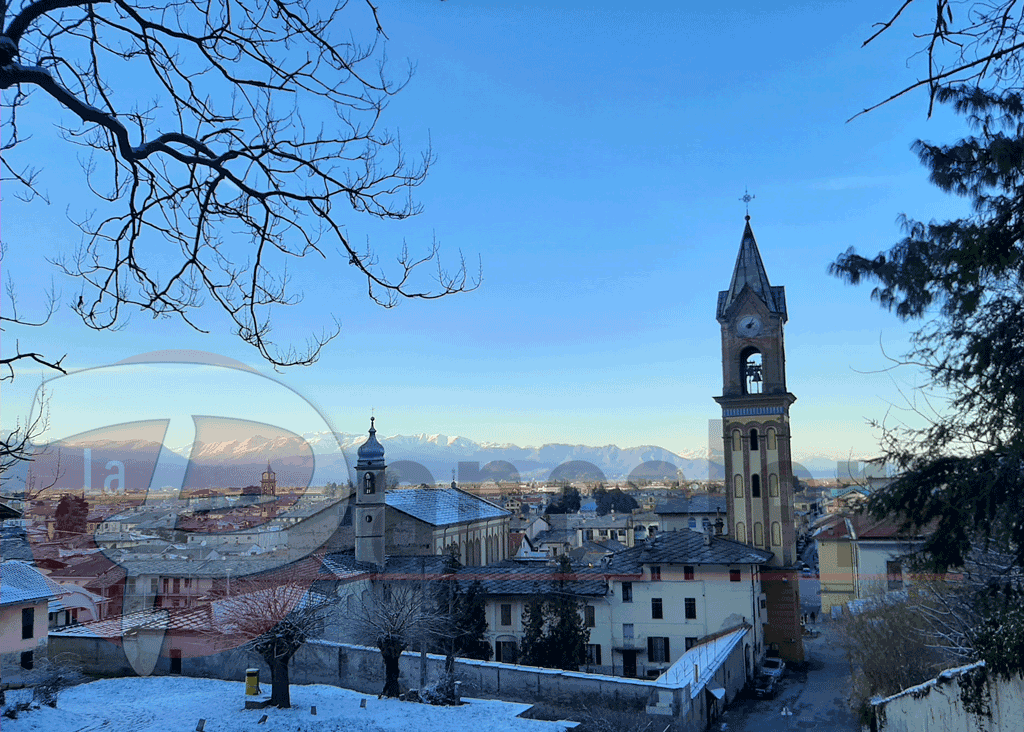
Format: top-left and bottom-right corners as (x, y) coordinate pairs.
(167, 431), (842, 483)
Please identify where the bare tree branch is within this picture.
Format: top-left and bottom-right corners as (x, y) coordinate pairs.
(0, 0), (478, 379)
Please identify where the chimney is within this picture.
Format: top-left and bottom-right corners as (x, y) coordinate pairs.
(703, 524), (713, 546)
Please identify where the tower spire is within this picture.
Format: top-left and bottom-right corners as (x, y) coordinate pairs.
(717, 218), (787, 321)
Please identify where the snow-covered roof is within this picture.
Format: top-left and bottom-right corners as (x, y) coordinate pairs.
(656, 625), (750, 696)
(386, 487), (509, 527)
(1, 561), (64, 607)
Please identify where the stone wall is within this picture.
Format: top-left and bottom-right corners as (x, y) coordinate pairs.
(873, 662), (1024, 732)
(51, 633), (694, 728)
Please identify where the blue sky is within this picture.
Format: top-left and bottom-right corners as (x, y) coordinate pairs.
(2, 1), (973, 461)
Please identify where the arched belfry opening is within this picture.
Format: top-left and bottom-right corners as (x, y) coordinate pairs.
(740, 347), (763, 395)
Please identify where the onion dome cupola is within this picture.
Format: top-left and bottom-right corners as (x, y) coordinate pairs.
(356, 417), (386, 469)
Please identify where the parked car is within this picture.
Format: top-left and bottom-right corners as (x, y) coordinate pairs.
(761, 657), (786, 679)
(753, 674), (778, 698)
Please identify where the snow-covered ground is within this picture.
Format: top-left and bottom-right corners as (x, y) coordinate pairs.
(2, 677), (575, 732)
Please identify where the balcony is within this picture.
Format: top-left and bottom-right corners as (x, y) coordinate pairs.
(611, 636), (645, 652)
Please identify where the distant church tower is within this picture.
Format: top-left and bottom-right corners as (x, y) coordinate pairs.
(713, 216), (804, 662)
(261, 461), (277, 497)
(354, 417), (386, 568)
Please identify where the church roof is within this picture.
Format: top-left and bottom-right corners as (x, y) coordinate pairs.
(386, 487), (509, 527)
(717, 218), (787, 320)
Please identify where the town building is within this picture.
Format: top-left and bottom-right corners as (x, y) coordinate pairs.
(1, 561), (62, 677)
(814, 512), (929, 615)
(655, 495), (728, 534)
(462, 527), (772, 680)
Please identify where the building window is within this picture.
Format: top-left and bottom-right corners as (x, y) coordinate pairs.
(684, 598), (697, 620)
(750, 428), (759, 450)
(736, 521), (745, 541)
(754, 522), (764, 547)
(767, 428), (777, 450)
(623, 623), (634, 640)
(585, 605), (596, 627)
(500, 603), (512, 626)
(688, 518), (697, 529)
(20, 651), (33, 670)
(651, 598), (663, 619)
(772, 522), (782, 546)
(622, 582), (633, 603)
(173, 578), (180, 594)
(732, 430), (742, 451)
(734, 474), (744, 498)
(650, 566), (661, 581)
(769, 473), (779, 497)
(730, 569), (742, 582)
(684, 565), (694, 581)
(170, 649), (182, 674)
(22, 607), (33, 639)
(363, 471), (375, 494)
(887, 561), (904, 590)
(648, 636), (670, 663)
(586, 644), (602, 666)
(163, 578), (170, 593)
(751, 474), (761, 497)
(685, 637), (698, 651)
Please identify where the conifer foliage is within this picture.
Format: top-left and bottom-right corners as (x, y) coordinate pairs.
(519, 556), (591, 671)
(54, 495), (88, 535)
(831, 84), (1024, 676)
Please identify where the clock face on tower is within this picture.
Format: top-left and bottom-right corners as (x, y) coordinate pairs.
(736, 314), (763, 338)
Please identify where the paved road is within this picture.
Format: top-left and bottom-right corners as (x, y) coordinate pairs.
(716, 620), (859, 732)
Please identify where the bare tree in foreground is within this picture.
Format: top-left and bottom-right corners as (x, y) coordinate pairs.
(0, 0), (478, 381)
(858, 1), (1024, 116)
(213, 574), (331, 708)
(346, 577), (443, 698)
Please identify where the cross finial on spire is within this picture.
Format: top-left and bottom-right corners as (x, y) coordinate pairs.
(739, 187), (755, 219)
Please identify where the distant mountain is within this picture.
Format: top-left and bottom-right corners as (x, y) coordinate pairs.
(0, 431), (843, 495)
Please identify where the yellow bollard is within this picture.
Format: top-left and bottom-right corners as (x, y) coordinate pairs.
(245, 668), (260, 696)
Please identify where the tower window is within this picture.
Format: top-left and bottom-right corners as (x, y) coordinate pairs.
(732, 430), (742, 451)
(741, 349), (763, 395)
(733, 474), (744, 498)
(767, 428), (777, 450)
(750, 428), (759, 450)
(769, 474), (779, 497)
(363, 472), (375, 494)
(736, 521), (745, 541)
(754, 522), (764, 547)
(751, 474), (761, 497)
(771, 522), (782, 546)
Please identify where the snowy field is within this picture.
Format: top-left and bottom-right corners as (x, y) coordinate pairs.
(2, 677), (575, 732)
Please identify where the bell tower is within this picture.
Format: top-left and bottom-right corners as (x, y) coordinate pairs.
(354, 417), (386, 568)
(261, 461), (277, 497)
(713, 215), (803, 662)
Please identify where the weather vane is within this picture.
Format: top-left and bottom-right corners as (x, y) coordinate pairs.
(739, 187), (755, 218)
